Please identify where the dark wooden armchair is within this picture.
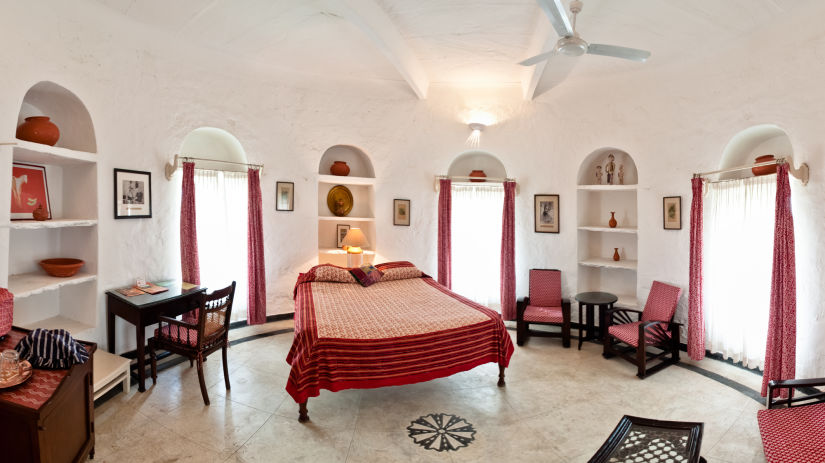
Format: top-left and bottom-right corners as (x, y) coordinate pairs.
(516, 269), (571, 347)
(602, 281), (682, 378)
(149, 281), (236, 405)
(758, 377), (825, 462)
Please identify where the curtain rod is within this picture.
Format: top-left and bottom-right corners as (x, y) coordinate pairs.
(433, 175), (519, 195)
(165, 154), (263, 180)
(693, 156), (809, 186)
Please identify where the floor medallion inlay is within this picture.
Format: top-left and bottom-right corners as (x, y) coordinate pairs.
(406, 413), (476, 452)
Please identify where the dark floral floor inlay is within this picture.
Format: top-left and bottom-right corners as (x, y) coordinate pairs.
(407, 413), (476, 452)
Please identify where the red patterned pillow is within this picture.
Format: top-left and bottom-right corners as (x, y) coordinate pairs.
(313, 264), (357, 284)
(350, 264), (384, 287)
(374, 261), (424, 281)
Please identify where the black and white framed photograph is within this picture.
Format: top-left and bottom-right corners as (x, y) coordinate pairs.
(393, 199), (411, 226)
(276, 181), (294, 211)
(336, 224), (351, 248)
(663, 196), (682, 230)
(534, 194), (559, 233)
(114, 168), (152, 219)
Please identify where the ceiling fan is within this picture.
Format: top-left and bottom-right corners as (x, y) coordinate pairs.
(519, 0), (650, 66)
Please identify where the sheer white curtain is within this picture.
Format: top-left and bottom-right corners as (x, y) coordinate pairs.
(703, 174), (776, 368)
(194, 169), (249, 321)
(451, 183), (504, 310)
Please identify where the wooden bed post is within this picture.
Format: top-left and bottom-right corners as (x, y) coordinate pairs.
(498, 364), (506, 387)
(298, 400), (309, 423)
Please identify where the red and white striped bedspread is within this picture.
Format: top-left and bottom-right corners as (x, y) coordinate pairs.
(286, 266), (514, 403)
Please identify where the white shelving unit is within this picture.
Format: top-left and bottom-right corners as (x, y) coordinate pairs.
(577, 148), (639, 310)
(317, 145), (377, 267)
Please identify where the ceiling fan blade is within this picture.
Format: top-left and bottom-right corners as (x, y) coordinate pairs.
(519, 49), (556, 66)
(587, 44), (651, 62)
(536, 0), (573, 38)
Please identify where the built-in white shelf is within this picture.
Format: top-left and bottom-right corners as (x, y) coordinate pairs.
(318, 174), (375, 186)
(19, 315), (94, 336)
(319, 247), (376, 255)
(318, 215), (375, 222)
(4, 218), (98, 229)
(8, 271), (97, 299)
(577, 184), (637, 191)
(578, 226), (637, 234)
(579, 258), (638, 271)
(8, 139), (97, 165)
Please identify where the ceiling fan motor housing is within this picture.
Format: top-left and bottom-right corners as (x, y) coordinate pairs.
(556, 35), (588, 56)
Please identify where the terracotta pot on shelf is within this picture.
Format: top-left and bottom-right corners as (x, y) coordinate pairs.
(330, 161), (350, 176)
(608, 211), (617, 228)
(39, 258), (84, 277)
(32, 204), (49, 221)
(752, 155), (777, 176)
(469, 170), (486, 182)
(16, 116), (60, 146)
(612, 248), (620, 262)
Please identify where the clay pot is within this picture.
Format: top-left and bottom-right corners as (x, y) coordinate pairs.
(330, 161), (350, 176)
(32, 204), (49, 221)
(613, 248), (620, 262)
(752, 155), (777, 176)
(469, 170), (486, 182)
(39, 258), (84, 277)
(608, 211), (617, 228)
(16, 116), (60, 146)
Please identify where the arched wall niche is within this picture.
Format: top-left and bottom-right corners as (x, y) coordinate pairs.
(179, 127), (248, 173)
(447, 150), (507, 179)
(318, 145), (374, 178)
(17, 81), (97, 152)
(719, 124), (793, 180)
(577, 147), (637, 186)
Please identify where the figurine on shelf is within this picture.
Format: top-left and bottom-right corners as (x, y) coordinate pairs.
(32, 203), (49, 221)
(618, 164), (625, 185)
(605, 154), (616, 185)
(595, 165), (603, 184)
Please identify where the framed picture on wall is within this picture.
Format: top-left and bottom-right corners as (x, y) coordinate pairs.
(663, 196), (681, 230)
(11, 162), (51, 220)
(534, 194), (559, 233)
(393, 199), (411, 226)
(336, 224), (351, 248)
(276, 181), (294, 211)
(114, 168), (152, 219)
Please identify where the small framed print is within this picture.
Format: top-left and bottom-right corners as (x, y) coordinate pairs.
(114, 168), (152, 219)
(663, 196), (682, 230)
(534, 194), (559, 233)
(276, 181), (294, 211)
(393, 199), (411, 226)
(336, 224), (351, 248)
(11, 162), (51, 220)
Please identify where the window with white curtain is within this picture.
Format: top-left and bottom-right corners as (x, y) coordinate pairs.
(194, 169), (249, 321)
(703, 174), (776, 369)
(451, 183), (504, 311)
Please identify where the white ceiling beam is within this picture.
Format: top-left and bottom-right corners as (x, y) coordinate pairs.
(327, 0), (429, 99)
(520, 16), (554, 101)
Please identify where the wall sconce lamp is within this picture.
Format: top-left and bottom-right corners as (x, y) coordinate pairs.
(466, 122), (486, 148)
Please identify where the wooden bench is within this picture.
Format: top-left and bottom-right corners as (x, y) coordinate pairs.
(757, 377), (825, 463)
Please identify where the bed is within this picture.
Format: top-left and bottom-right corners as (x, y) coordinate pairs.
(286, 261), (514, 422)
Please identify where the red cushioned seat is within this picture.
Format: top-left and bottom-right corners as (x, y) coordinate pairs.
(516, 269), (571, 347)
(154, 321), (222, 347)
(757, 402), (825, 463)
(607, 321), (672, 348)
(523, 305), (565, 324)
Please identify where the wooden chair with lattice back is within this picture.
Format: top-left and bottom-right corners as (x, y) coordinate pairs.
(516, 269), (571, 347)
(149, 281), (236, 405)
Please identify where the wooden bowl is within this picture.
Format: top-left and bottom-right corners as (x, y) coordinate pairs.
(39, 258), (84, 277)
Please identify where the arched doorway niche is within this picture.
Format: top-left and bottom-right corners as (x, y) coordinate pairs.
(577, 147), (637, 186)
(447, 150), (507, 179)
(17, 81), (97, 153)
(318, 145), (374, 178)
(719, 124), (793, 180)
(179, 127), (248, 172)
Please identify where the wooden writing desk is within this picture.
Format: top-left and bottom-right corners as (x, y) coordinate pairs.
(106, 282), (205, 392)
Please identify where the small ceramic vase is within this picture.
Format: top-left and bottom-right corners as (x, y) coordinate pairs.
(16, 116), (60, 146)
(608, 211), (617, 228)
(330, 161), (350, 176)
(613, 248), (620, 261)
(32, 203), (49, 221)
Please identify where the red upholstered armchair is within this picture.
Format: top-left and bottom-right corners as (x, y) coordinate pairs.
(516, 269), (571, 347)
(758, 377), (825, 463)
(602, 281), (682, 378)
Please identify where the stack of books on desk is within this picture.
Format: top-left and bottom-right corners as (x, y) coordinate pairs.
(115, 282), (169, 297)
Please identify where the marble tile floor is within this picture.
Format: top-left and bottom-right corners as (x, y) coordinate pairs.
(90, 320), (768, 462)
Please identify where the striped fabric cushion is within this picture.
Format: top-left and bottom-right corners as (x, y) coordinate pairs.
(528, 269), (561, 307)
(376, 262), (424, 281)
(14, 328), (90, 369)
(758, 402), (825, 463)
(608, 321), (672, 347)
(523, 305), (564, 324)
(641, 281), (683, 322)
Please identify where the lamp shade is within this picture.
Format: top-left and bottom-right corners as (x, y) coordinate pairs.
(342, 228), (369, 249)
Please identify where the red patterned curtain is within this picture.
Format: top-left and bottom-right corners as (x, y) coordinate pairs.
(437, 179), (452, 288)
(180, 161), (200, 324)
(247, 168), (266, 325)
(500, 181), (516, 320)
(762, 163), (796, 398)
(688, 177), (705, 360)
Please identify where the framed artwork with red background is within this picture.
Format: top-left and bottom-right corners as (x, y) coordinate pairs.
(11, 163), (50, 220)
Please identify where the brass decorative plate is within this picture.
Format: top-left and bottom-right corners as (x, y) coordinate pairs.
(0, 360), (33, 389)
(327, 185), (354, 217)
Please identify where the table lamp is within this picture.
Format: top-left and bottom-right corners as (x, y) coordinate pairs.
(341, 227), (369, 267)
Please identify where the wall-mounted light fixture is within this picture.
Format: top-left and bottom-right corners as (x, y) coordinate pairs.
(466, 122), (486, 148)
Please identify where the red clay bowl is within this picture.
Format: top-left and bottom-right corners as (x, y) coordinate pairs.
(39, 258), (85, 277)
